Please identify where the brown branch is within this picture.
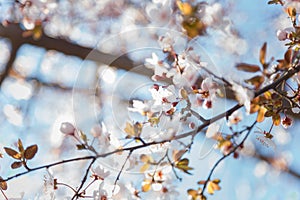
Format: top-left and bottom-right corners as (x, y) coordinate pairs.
(72, 158), (96, 200)
(0, 23), (147, 73)
(200, 121), (257, 196)
(0, 34), (20, 86)
(253, 151), (300, 179)
(2, 64), (300, 184)
(112, 150), (133, 193)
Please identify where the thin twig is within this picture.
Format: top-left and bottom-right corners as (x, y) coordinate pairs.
(0, 189), (8, 200)
(202, 67), (232, 87)
(200, 121), (257, 196)
(166, 154), (182, 181)
(1, 64), (300, 190)
(71, 158), (96, 200)
(56, 182), (77, 194)
(112, 150), (133, 194)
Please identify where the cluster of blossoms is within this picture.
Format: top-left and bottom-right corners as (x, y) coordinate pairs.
(1, 1), (300, 200)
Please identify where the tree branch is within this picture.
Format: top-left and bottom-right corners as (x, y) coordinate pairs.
(200, 121), (257, 196)
(2, 64), (300, 185)
(0, 24), (145, 73)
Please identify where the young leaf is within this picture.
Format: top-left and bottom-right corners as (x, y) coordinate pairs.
(287, 7), (297, 18)
(245, 75), (264, 89)
(140, 163), (150, 173)
(172, 149), (187, 162)
(207, 180), (221, 195)
(0, 176), (7, 190)
(272, 114), (281, 126)
(124, 122), (142, 138)
(141, 180), (152, 192)
(79, 130), (88, 143)
(264, 110), (274, 117)
(197, 180), (206, 185)
(187, 189), (199, 200)
(175, 158), (193, 174)
(284, 49), (293, 67)
(11, 161), (22, 169)
(148, 117), (160, 126)
(236, 63), (260, 72)
(76, 144), (86, 150)
(4, 147), (21, 160)
(257, 107), (267, 123)
(267, 0), (279, 4)
(17, 139), (24, 153)
(259, 42), (267, 65)
(176, 0), (193, 16)
(24, 145), (38, 160)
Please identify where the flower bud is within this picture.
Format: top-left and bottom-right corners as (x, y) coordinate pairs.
(60, 122), (75, 135)
(276, 29), (288, 41)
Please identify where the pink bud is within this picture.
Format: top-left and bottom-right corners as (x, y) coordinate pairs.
(276, 29), (288, 41)
(60, 122), (75, 135)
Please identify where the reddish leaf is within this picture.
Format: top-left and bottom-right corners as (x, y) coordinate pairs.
(4, 147), (21, 160)
(11, 161), (22, 169)
(24, 145), (38, 160)
(18, 139), (24, 153)
(197, 180), (206, 185)
(287, 7), (296, 18)
(0, 176), (7, 190)
(245, 75), (265, 89)
(284, 49), (293, 65)
(236, 63), (261, 72)
(259, 42), (267, 65)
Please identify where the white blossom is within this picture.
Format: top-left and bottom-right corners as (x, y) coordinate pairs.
(92, 165), (110, 180)
(227, 110), (243, 126)
(231, 82), (254, 114)
(206, 122), (220, 138)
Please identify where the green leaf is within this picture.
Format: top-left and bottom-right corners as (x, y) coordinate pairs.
(4, 147), (21, 160)
(236, 63), (261, 72)
(11, 161), (22, 169)
(24, 145), (38, 160)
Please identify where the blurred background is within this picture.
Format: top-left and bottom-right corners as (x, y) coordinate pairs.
(0, 0), (299, 199)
